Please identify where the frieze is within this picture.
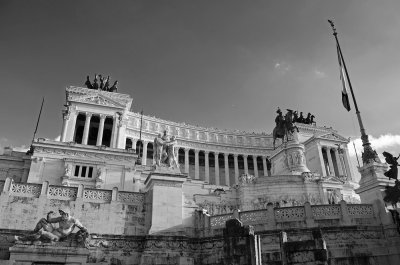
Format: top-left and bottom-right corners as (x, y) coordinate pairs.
(33, 146), (135, 162)
(67, 86), (132, 107)
(128, 111), (273, 137)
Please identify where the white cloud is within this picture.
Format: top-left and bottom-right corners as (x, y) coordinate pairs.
(349, 134), (400, 157)
(274, 61), (291, 74)
(314, 69), (326, 78)
(348, 134), (400, 181)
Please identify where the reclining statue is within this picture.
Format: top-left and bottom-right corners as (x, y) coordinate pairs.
(15, 207), (88, 244)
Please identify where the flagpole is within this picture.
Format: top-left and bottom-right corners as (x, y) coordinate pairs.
(26, 97), (45, 155)
(328, 20), (379, 165)
(135, 110), (143, 165)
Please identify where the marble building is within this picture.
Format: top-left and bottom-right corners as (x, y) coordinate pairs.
(0, 86), (399, 265)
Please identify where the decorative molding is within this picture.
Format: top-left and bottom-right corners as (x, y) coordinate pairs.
(66, 86), (132, 110)
(33, 146), (135, 162)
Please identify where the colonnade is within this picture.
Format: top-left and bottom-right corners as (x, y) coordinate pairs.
(62, 112), (118, 148)
(317, 145), (351, 178)
(129, 139), (271, 186)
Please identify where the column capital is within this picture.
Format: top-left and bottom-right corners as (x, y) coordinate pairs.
(243, 154), (248, 158)
(99, 114), (107, 120)
(204, 150), (210, 155)
(194, 149), (200, 154)
(233, 153), (239, 157)
(85, 112), (93, 118)
(224, 153), (229, 157)
(184, 148), (190, 153)
(214, 152), (219, 156)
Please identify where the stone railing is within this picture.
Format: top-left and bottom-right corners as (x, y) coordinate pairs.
(0, 177), (144, 204)
(204, 201), (378, 230)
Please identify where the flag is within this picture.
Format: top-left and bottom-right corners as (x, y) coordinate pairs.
(337, 44), (351, 111)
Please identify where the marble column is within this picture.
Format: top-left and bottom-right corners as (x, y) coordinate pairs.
(326, 147), (335, 176)
(82, 113), (92, 145)
(343, 148), (352, 181)
(132, 139), (138, 153)
(205, 151), (210, 183)
(68, 112), (78, 142)
(96, 114), (106, 146)
(334, 148), (344, 176)
(243, 155), (248, 174)
(61, 111), (70, 142)
(185, 148), (189, 174)
(111, 116), (118, 148)
(317, 144), (327, 176)
(195, 150), (199, 180)
(215, 152), (220, 185)
(142, 141), (148, 166)
(224, 153), (229, 186)
(262, 156), (268, 176)
(234, 154), (239, 184)
(253, 155), (258, 178)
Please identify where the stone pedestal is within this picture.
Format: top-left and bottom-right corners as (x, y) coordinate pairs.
(271, 140), (310, 175)
(9, 244), (89, 264)
(356, 162), (393, 204)
(145, 170), (187, 235)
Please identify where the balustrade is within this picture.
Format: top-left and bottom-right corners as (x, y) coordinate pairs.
(207, 203), (378, 229)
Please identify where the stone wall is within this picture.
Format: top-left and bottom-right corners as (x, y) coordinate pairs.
(0, 178), (146, 236)
(197, 201), (379, 235)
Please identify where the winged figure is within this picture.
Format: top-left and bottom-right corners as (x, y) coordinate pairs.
(383, 151), (399, 180)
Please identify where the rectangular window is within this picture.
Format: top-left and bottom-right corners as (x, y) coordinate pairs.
(74, 166), (80, 177)
(72, 164), (95, 179)
(88, 167), (93, 178)
(81, 166), (87, 177)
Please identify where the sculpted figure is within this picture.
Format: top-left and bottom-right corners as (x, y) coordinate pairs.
(305, 113), (311, 124)
(99, 75), (104, 90)
(153, 133), (165, 166)
(293, 111), (299, 123)
(109, 80), (118, 92)
(85, 75), (93, 89)
(15, 208), (88, 243)
(383, 151), (399, 180)
(166, 136), (179, 168)
(310, 114), (315, 125)
(104, 76), (110, 91)
(92, 74), (99, 90)
(64, 164), (72, 177)
(298, 112), (305, 123)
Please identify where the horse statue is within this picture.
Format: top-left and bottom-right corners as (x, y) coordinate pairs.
(272, 109), (299, 149)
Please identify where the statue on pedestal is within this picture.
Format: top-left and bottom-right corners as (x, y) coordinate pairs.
(272, 108), (299, 149)
(153, 130), (180, 169)
(15, 208), (88, 245)
(383, 151), (399, 180)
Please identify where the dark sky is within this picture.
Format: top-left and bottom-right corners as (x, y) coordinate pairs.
(1, 0), (399, 159)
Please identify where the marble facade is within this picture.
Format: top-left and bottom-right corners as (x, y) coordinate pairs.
(0, 86), (399, 264)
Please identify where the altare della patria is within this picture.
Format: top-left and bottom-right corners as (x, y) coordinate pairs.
(0, 31), (400, 264)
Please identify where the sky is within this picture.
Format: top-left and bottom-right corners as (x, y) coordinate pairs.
(0, 1), (399, 178)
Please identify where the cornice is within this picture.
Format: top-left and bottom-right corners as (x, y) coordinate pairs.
(66, 86), (133, 110)
(127, 111), (272, 137)
(32, 140), (136, 162)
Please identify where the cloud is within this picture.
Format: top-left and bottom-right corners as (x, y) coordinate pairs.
(274, 61), (291, 74)
(349, 134), (400, 158)
(347, 134), (400, 181)
(314, 69), (326, 78)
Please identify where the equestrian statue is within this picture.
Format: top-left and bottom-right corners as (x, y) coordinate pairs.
(272, 108), (299, 149)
